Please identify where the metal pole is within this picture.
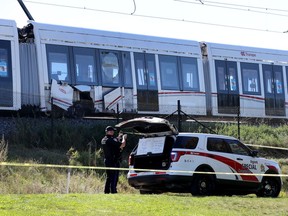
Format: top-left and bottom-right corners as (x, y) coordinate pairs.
(17, 0), (35, 21)
(51, 97), (54, 148)
(177, 100), (182, 132)
(237, 105), (240, 140)
(66, 168), (71, 194)
(116, 104), (120, 124)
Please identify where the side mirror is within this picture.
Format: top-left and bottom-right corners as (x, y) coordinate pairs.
(251, 150), (258, 157)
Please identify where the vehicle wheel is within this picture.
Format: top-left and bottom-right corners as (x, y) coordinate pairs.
(191, 172), (215, 196)
(256, 177), (281, 198)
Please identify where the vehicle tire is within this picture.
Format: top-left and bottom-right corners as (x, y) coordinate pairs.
(191, 171), (215, 196)
(256, 177), (281, 198)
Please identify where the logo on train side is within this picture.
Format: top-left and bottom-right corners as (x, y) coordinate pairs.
(240, 51), (256, 57)
(59, 88), (67, 94)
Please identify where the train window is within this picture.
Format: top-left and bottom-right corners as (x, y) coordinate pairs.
(241, 63), (260, 95)
(228, 67), (237, 92)
(286, 67), (288, 93)
(159, 55), (180, 90)
(263, 65), (283, 94)
(122, 52), (132, 87)
(146, 55), (157, 88)
(0, 40), (13, 107)
(100, 50), (120, 86)
(216, 64), (226, 91)
(46, 45), (71, 83)
(73, 47), (97, 85)
(0, 47), (9, 78)
(215, 60), (238, 92)
(274, 70), (284, 94)
(180, 57), (199, 91)
(134, 53), (157, 90)
(135, 55), (146, 87)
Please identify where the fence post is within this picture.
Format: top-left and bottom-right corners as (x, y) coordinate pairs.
(177, 100), (182, 132)
(116, 103), (120, 124)
(66, 168), (71, 194)
(237, 105), (240, 140)
(51, 97), (54, 147)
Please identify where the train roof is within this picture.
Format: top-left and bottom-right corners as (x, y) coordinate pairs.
(30, 21), (202, 57)
(203, 42), (288, 64)
(0, 19), (18, 40)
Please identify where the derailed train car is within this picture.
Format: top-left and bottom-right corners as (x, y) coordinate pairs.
(0, 19), (21, 110)
(1, 18), (288, 119)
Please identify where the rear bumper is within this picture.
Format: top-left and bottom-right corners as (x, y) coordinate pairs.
(128, 174), (193, 193)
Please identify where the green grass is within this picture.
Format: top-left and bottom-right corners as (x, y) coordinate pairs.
(0, 194), (287, 216)
(0, 119), (287, 215)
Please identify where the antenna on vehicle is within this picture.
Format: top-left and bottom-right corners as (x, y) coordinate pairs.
(17, 0), (35, 21)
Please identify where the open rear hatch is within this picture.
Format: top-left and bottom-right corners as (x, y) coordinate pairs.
(115, 116), (178, 137)
(116, 117), (178, 171)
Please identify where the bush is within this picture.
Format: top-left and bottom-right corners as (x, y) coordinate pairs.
(8, 117), (113, 150)
(0, 135), (8, 162)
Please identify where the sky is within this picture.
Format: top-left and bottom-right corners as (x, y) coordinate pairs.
(1, 0), (288, 50)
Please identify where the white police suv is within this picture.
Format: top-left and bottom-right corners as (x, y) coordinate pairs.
(116, 117), (282, 197)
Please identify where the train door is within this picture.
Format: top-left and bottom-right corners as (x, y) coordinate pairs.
(0, 40), (13, 107)
(134, 53), (159, 111)
(262, 65), (285, 116)
(215, 60), (239, 114)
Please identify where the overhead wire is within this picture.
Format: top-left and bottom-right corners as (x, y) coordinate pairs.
(131, 0), (136, 15)
(174, 0), (288, 18)
(23, 0), (284, 34)
(175, 0), (288, 13)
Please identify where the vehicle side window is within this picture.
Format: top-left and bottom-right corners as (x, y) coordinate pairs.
(174, 136), (198, 149)
(226, 139), (250, 156)
(207, 138), (231, 153)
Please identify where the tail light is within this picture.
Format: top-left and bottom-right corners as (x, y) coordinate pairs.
(128, 154), (134, 166)
(170, 151), (185, 162)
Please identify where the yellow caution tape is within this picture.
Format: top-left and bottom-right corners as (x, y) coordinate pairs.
(0, 162), (287, 177)
(245, 144), (288, 151)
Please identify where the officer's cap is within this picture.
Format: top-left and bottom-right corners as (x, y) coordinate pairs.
(105, 126), (116, 132)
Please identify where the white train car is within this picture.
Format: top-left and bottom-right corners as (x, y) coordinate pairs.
(29, 21), (206, 116)
(3, 17), (288, 120)
(203, 42), (288, 118)
(0, 19), (21, 110)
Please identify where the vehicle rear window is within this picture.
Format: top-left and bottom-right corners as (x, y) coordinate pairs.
(174, 136), (198, 149)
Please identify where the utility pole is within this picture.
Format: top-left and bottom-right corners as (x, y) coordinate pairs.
(17, 0), (35, 21)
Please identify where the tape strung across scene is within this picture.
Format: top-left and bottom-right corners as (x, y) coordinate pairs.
(245, 144), (288, 151)
(0, 162), (287, 178)
(0, 144), (287, 178)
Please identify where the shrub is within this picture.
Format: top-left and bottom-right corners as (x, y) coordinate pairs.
(0, 135), (8, 162)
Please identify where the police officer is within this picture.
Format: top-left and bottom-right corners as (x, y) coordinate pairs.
(101, 126), (126, 194)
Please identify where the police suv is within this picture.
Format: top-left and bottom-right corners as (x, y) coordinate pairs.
(116, 117), (282, 197)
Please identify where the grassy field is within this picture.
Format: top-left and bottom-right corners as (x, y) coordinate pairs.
(0, 119), (287, 215)
(0, 193), (287, 216)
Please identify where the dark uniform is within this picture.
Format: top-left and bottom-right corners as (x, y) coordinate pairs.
(101, 128), (122, 194)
